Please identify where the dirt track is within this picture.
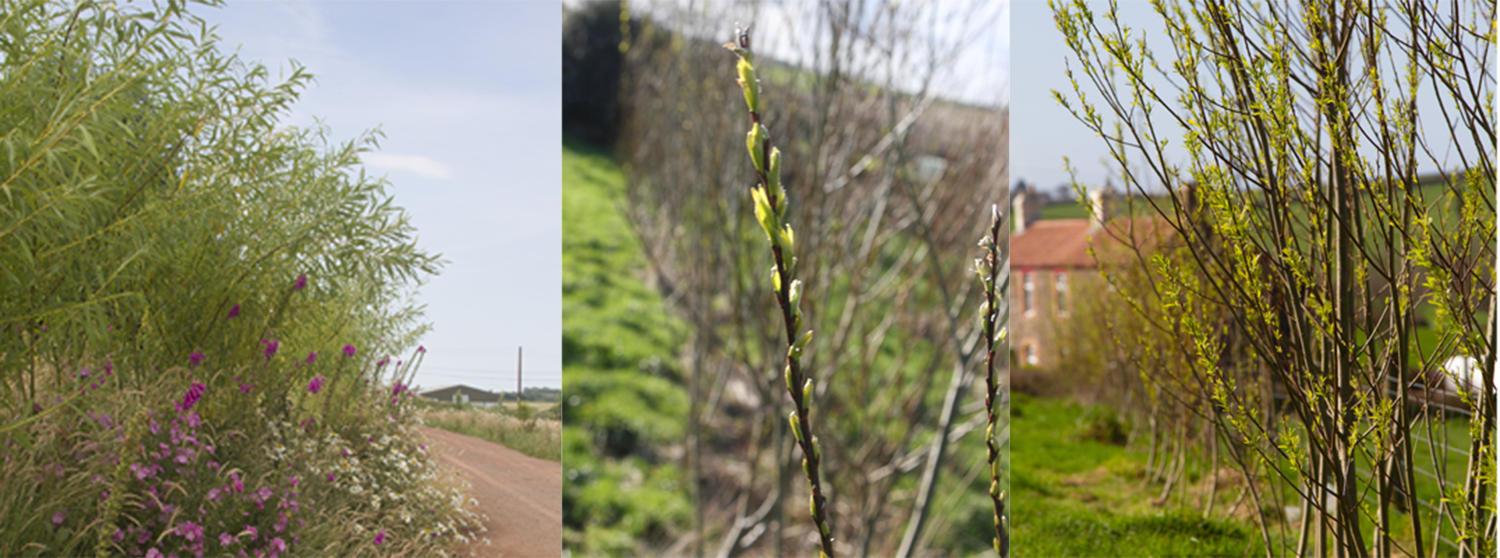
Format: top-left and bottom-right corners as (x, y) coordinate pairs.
(418, 427), (561, 558)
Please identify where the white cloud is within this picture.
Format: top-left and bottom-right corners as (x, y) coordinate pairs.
(361, 153), (455, 180)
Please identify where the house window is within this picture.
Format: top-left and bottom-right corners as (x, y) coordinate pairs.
(1055, 271), (1069, 316)
(1023, 272), (1035, 316)
(1024, 344), (1038, 366)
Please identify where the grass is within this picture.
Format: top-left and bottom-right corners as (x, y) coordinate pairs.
(1012, 392), (1271, 557)
(1014, 387), (1483, 557)
(560, 134), (692, 555)
(419, 403), (561, 461)
(499, 400), (558, 413)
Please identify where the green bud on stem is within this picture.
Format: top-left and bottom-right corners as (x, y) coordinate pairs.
(768, 147), (782, 192)
(747, 123), (767, 171)
(752, 186), (779, 241)
(737, 58), (759, 113)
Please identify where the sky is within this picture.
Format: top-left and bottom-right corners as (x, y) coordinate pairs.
(1013, 0), (1492, 199)
(192, 1), (562, 392)
(623, 0), (1009, 108)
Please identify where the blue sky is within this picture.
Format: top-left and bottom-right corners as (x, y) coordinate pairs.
(193, 1), (562, 392)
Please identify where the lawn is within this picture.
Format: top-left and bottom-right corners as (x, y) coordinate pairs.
(1012, 393), (1272, 557)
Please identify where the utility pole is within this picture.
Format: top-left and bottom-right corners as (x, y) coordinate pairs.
(517, 346), (523, 405)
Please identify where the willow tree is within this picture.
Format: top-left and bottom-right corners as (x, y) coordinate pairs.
(0, 0), (439, 412)
(1052, 0), (1494, 556)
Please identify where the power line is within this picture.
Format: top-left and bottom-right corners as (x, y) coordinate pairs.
(418, 366), (562, 376)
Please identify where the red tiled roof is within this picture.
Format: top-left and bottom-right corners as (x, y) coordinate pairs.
(1011, 218), (1175, 269)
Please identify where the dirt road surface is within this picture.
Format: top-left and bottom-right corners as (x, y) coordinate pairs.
(418, 427), (561, 557)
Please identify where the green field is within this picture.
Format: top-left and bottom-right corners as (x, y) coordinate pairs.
(418, 402), (561, 461)
(1013, 393), (1272, 557)
(560, 136), (692, 555)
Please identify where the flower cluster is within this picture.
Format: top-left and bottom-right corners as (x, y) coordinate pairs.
(266, 417), (481, 547)
(101, 385), (308, 558)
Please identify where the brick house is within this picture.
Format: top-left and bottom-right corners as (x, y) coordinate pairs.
(1008, 185), (1171, 368)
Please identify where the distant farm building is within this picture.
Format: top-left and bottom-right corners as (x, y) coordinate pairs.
(417, 384), (504, 406)
(1009, 184), (1172, 368)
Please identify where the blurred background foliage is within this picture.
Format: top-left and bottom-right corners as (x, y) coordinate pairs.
(562, 0), (1009, 555)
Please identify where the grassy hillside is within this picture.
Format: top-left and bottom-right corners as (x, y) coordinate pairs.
(561, 136), (692, 555)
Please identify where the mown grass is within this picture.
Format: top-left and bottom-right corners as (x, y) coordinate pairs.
(561, 135), (692, 555)
(1013, 393), (1272, 557)
(419, 403), (561, 462)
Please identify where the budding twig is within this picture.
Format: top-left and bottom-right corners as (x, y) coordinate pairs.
(725, 24), (836, 558)
(977, 204), (1009, 557)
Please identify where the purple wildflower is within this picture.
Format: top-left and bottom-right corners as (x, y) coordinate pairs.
(228, 304), (240, 319)
(262, 340), (279, 361)
(327, 472), (335, 483)
(305, 352), (316, 365)
(177, 521), (205, 543)
(373, 530), (387, 545)
(189, 352), (204, 367)
(294, 274), (306, 291)
(51, 510), (65, 528)
(417, 345), (426, 353)
(178, 382), (206, 412)
(269, 537), (287, 553)
(145, 548), (163, 558)
(308, 376), (325, 394)
(343, 345), (356, 357)
(377, 356), (389, 367)
(219, 532), (234, 547)
(208, 487), (223, 502)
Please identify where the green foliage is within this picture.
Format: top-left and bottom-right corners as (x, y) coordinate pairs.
(561, 135), (691, 554)
(1074, 405), (1129, 446)
(562, 1), (640, 148)
(0, 2), (463, 556)
(1049, 0), (1495, 554)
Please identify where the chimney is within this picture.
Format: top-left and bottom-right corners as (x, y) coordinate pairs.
(1013, 183), (1042, 234)
(1088, 187), (1116, 231)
